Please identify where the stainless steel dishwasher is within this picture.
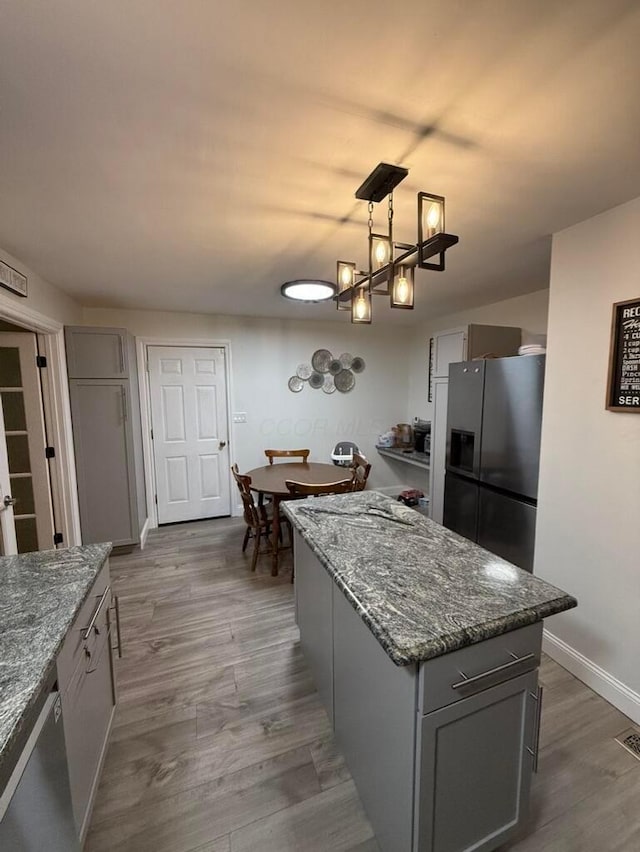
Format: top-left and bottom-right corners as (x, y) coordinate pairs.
(0, 690), (80, 851)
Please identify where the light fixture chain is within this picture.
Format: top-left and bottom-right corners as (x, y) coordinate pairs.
(388, 192), (393, 224)
(367, 201), (374, 236)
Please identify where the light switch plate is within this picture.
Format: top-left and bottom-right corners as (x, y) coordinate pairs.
(233, 412), (247, 423)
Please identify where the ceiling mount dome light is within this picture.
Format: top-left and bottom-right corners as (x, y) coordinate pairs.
(281, 279), (336, 303)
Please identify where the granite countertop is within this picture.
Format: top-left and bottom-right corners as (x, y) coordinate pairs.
(0, 543), (112, 789)
(375, 446), (431, 468)
(283, 491), (576, 666)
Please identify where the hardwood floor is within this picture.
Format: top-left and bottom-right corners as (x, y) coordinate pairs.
(86, 517), (640, 852)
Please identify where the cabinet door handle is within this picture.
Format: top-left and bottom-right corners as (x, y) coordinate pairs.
(118, 338), (125, 374)
(527, 685), (544, 772)
(110, 595), (123, 658)
(451, 652), (536, 695)
(121, 386), (128, 421)
(82, 586), (111, 640)
(85, 644), (98, 674)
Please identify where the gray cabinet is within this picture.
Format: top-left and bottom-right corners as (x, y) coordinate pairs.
(57, 560), (117, 842)
(66, 327), (129, 380)
(415, 671), (537, 852)
(294, 537), (543, 852)
(66, 327), (146, 547)
(294, 530), (334, 725)
(332, 586), (416, 852)
(432, 325), (521, 379)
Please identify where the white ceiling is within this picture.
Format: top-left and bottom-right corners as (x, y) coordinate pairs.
(1, 0), (639, 325)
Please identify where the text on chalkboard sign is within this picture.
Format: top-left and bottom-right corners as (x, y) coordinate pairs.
(606, 297), (640, 412)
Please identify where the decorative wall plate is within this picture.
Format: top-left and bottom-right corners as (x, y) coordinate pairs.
(296, 363), (312, 380)
(351, 356), (365, 373)
(339, 352), (353, 369)
(329, 359), (342, 375)
(322, 375), (336, 394)
(335, 369), (355, 393)
(311, 349), (333, 373)
(309, 371), (325, 389)
(288, 376), (304, 392)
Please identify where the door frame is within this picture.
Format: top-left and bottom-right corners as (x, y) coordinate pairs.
(0, 296), (82, 547)
(136, 337), (236, 531)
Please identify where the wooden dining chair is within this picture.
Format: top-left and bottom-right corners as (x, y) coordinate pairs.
(349, 452), (372, 491)
(231, 464), (272, 571)
(285, 477), (355, 496)
(264, 448), (310, 465)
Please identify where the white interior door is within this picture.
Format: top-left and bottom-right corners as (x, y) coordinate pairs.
(0, 396), (18, 555)
(0, 333), (55, 552)
(148, 346), (231, 524)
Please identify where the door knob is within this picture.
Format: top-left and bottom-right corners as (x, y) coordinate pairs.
(219, 440), (227, 450)
(3, 495), (16, 508)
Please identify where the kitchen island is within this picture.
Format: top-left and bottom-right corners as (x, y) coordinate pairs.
(283, 491), (576, 852)
(0, 543), (117, 846)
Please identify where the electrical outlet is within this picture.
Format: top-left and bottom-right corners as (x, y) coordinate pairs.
(233, 412), (247, 423)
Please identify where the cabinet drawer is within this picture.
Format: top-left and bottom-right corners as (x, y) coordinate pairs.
(57, 562), (111, 691)
(418, 623), (542, 715)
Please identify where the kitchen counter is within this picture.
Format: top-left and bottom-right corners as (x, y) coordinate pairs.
(283, 490), (576, 666)
(0, 544), (112, 792)
(285, 490), (577, 852)
(375, 445), (431, 469)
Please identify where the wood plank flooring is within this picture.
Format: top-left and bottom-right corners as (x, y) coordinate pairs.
(86, 517), (640, 852)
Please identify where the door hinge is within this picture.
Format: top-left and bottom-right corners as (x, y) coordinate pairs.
(36, 355), (47, 368)
(53, 532), (63, 545)
(154, 494), (158, 505)
(45, 446), (55, 459)
(150, 428), (154, 440)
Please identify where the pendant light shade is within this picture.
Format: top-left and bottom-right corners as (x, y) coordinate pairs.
(351, 285), (372, 324)
(336, 261), (356, 311)
(390, 264), (415, 310)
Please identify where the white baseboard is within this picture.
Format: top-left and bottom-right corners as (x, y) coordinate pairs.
(543, 629), (640, 724)
(139, 517), (151, 549)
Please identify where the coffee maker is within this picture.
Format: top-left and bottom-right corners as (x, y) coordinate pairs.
(413, 418), (431, 455)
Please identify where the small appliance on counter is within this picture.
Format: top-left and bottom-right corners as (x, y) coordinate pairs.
(396, 423), (413, 447)
(413, 418), (431, 455)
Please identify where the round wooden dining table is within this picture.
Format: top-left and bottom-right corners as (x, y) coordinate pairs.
(246, 462), (351, 576)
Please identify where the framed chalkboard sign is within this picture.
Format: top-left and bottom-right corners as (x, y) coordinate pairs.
(606, 297), (640, 412)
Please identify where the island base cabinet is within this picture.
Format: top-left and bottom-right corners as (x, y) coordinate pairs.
(293, 530), (334, 726)
(332, 586), (416, 852)
(415, 670), (538, 852)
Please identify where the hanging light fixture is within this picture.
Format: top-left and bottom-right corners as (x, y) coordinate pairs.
(343, 164), (458, 320)
(284, 163), (458, 322)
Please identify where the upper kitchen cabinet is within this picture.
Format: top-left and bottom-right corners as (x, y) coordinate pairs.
(65, 327), (147, 548)
(432, 324), (522, 378)
(66, 327), (129, 379)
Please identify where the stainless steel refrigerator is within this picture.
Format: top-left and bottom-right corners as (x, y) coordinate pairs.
(443, 355), (545, 572)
